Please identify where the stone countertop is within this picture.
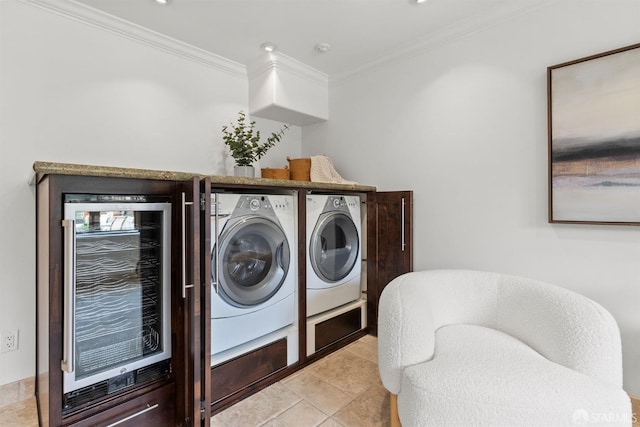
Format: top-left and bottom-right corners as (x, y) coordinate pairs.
(33, 161), (376, 192)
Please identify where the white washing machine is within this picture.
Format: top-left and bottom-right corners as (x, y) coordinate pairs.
(210, 192), (297, 365)
(306, 194), (362, 317)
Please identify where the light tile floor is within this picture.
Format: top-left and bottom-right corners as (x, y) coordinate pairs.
(3, 334), (638, 427)
(211, 334), (389, 427)
(0, 335), (387, 427)
(0, 398), (38, 427)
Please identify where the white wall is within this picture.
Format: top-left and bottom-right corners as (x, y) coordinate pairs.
(0, 1), (299, 386)
(303, 0), (640, 394)
(1, 0), (637, 398)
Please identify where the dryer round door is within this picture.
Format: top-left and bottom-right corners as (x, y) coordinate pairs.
(212, 216), (290, 307)
(310, 212), (359, 283)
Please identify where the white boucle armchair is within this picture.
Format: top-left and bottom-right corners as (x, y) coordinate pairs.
(377, 270), (632, 427)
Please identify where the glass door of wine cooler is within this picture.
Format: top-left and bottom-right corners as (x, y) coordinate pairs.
(62, 195), (171, 400)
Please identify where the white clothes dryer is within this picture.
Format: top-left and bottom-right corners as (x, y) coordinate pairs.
(306, 194), (362, 317)
(210, 192), (297, 361)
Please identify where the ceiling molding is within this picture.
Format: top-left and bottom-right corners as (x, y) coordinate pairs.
(16, 0), (560, 86)
(17, 0), (248, 79)
(247, 52), (328, 88)
(331, 0), (560, 84)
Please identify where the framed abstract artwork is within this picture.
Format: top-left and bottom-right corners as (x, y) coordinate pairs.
(548, 43), (640, 225)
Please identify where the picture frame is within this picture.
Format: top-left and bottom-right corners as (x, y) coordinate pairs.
(548, 43), (640, 225)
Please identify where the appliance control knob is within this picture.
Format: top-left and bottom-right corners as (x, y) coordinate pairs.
(250, 198), (261, 211)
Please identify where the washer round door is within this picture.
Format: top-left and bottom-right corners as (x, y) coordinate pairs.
(212, 216), (290, 307)
(310, 212), (359, 283)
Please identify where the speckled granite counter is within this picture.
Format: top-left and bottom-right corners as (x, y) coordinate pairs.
(33, 161), (376, 192)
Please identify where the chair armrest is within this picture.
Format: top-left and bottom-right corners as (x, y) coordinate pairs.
(378, 274), (437, 395)
(496, 275), (623, 386)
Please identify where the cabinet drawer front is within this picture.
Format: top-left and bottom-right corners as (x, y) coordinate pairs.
(315, 306), (362, 350)
(67, 383), (175, 427)
(211, 338), (287, 403)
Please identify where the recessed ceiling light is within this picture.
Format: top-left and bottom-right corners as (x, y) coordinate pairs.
(155, 0), (170, 5)
(315, 43), (332, 54)
(260, 42), (278, 52)
(411, 0), (427, 3)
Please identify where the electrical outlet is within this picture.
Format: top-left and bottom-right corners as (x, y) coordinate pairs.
(1, 330), (19, 353)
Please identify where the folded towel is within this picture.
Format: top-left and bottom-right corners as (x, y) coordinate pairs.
(310, 155), (358, 185)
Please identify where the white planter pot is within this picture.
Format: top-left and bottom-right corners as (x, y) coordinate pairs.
(234, 165), (255, 178)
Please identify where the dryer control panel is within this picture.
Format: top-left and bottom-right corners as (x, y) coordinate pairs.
(322, 196), (352, 214)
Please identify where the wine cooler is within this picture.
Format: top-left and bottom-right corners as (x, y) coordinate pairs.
(60, 194), (172, 410)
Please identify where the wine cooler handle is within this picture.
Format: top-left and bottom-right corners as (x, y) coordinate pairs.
(181, 192), (195, 299)
(61, 219), (75, 373)
(401, 197), (406, 252)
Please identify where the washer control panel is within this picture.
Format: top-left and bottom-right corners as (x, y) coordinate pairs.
(212, 194), (292, 216)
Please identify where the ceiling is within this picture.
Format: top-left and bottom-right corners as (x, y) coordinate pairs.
(73, 0), (553, 77)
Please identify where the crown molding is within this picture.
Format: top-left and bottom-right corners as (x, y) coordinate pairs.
(331, 0), (560, 84)
(17, 0), (247, 79)
(247, 52), (328, 88)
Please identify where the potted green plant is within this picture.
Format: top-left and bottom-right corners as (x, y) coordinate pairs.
(222, 111), (290, 177)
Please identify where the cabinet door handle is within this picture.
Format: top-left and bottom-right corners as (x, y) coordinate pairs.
(213, 193), (219, 295)
(181, 192), (195, 299)
(61, 219), (75, 373)
(106, 403), (159, 427)
(401, 197), (406, 252)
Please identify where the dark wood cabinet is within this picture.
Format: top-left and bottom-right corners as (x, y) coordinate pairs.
(198, 178), (212, 423)
(210, 338), (288, 404)
(34, 163), (412, 426)
(35, 174), (204, 427)
(367, 191), (413, 336)
(67, 382), (176, 427)
(173, 177), (207, 426)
